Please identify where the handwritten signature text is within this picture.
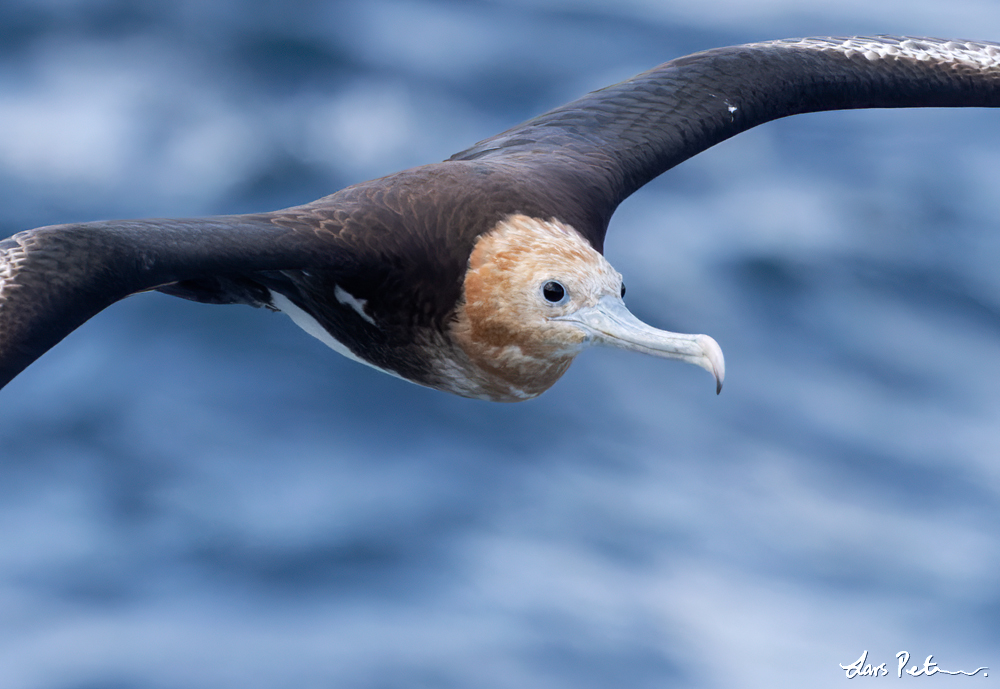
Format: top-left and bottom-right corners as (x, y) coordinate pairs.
(840, 651), (987, 679)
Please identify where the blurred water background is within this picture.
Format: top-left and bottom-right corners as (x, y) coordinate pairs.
(2, 1), (1000, 687)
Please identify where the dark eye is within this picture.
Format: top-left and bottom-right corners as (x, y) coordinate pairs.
(542, 280), (566, 303)
(620, 283), (626, 298)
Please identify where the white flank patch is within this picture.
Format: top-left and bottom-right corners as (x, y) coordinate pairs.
(334, 285), (376, 326)
(269, 290), (404, 380)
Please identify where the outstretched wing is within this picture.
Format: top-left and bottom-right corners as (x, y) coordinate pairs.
(0, 214), (337, 388)
(5, 36), (1000, 390)
(450, 36), (1000, 249)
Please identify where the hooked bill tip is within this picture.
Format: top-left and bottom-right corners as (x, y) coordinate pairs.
(695, 333), (725, 395)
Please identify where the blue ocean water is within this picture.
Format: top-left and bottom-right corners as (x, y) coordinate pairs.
(2, 2), (1000, 687)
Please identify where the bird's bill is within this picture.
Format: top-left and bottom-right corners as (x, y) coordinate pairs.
(555, 296), (725, 393)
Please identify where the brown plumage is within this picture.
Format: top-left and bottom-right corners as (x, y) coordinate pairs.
(2, 36), (999, 400)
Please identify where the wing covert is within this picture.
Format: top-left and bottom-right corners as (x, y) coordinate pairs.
(450, 36), (1000, 246)
(0, 214), (340, 389)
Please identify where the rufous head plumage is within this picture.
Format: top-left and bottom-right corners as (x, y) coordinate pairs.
(450, 214), (724, 402)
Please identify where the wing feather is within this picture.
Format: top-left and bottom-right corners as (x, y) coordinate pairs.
(451, 36), (1000, 247)
(0, 214), (336, 388)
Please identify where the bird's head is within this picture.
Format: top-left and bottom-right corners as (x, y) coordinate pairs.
(450, 214), (724, 401)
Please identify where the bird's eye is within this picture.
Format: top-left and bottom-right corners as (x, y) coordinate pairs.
(620, 283), (626, 298)
(542, 280), (567, 303)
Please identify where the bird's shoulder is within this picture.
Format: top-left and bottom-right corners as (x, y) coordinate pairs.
(272, 160), (607, 265)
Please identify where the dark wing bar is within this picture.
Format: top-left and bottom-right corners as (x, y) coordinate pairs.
(451, 36), (1000, 248)
(0, 215), (327, 389)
